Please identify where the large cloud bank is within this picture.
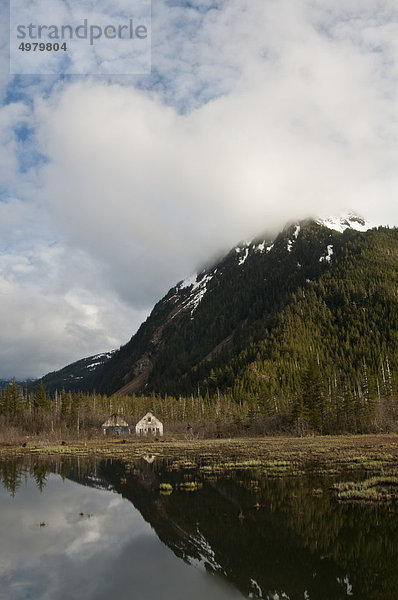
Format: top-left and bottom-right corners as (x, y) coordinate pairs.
(1, 0), (397, 378)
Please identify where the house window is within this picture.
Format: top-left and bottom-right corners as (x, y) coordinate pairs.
(148, 417), (152, 422)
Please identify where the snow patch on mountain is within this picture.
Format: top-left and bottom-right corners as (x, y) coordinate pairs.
(238, 247), (249, 265)
(85, 351), (116, 371)
(184, 274), (213, 313)
(86, 360), (105, 370)
(255, 241), (266, 253)
(254, 239), (277, 253)
(235, 242), (250, 265)
(317, 213), (375, 233)
(177, 271), (216, 315)
(320, 245), (334, 263)
(286, 225), (301, 252)
(179, 273), (198, 289)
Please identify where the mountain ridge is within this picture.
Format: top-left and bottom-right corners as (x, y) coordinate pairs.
(36, 214), (397, 411)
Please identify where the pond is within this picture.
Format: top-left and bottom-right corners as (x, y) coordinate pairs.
(0, 455), (397, 600)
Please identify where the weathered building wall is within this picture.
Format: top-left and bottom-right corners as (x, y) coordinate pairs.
(102, 425), (132, 436)
(136, 412), (163, 437)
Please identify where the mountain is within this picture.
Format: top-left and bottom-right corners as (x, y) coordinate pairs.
(40, 214), (398, 411)
(39, 351), (115, 393)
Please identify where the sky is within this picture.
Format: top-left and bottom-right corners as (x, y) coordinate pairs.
(1, 0), (398, 379)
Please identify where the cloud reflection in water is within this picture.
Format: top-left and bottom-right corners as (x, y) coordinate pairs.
(0, 473), (242, 600)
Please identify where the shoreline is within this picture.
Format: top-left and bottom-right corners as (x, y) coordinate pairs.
(2, 433), (398, 503)
(1, 433), (398, 473)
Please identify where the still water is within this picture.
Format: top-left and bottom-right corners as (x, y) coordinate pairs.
(0, 456), (397, 600)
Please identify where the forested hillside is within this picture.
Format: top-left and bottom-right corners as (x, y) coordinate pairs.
(93, 220), (397, 400)
(17, 216), (397, 435)
(205, 227), (398, 433)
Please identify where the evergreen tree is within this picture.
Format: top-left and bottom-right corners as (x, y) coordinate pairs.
(33, 380), (49, 410)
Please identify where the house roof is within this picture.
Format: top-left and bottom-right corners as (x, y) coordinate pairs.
(102, 414), (129, 427)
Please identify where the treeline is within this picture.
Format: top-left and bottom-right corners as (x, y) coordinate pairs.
(1, 371), (397, 440)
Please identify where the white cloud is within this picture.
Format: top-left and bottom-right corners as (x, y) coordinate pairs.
(0, 242), (147, 378)
(1, 0), (398, 378)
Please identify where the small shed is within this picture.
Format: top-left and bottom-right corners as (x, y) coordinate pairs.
(102, 414), (132, 436)
(136, 412), (163, 437)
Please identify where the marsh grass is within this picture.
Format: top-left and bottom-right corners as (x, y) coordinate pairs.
(331, 476), (398, 503)
(1, 434), (398, 487)
(177, 481), (202, 491)
(159, 483), (173, 492)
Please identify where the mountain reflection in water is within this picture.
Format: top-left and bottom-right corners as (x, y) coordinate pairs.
(0, 455), (397, 600)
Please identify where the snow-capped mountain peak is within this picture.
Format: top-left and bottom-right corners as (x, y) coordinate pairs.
(316, 212), (376, 233)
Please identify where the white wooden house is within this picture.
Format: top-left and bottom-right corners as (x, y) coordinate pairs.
(135, 412), (163, 437)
